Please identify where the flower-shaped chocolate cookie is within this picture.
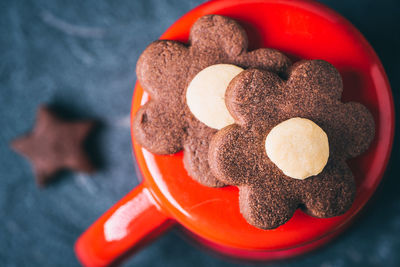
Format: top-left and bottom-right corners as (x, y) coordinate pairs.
(209, 60), (375, 229)
(133, 15), (291, 187)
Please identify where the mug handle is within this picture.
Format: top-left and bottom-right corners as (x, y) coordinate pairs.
(75, 182), (174, 267)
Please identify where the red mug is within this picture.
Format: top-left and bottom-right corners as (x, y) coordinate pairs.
(75, 0), (394, 266)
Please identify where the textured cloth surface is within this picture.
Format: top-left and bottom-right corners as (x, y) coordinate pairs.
(0, 0), (399, 266)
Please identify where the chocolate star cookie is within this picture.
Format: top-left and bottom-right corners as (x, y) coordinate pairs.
(11, 106), (95, 186)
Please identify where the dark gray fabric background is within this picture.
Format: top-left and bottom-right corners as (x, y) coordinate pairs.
(0, 0), (399, 266)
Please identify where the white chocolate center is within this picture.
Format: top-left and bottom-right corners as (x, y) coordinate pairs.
(265, 118), (329, 180)
(186, 64), (243, 129)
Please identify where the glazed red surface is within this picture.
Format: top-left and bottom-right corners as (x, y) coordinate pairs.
(76, 0), (394, 266)
(131, 0), (393, 250)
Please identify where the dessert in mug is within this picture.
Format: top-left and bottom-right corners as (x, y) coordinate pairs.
(133, 15), (375, 229)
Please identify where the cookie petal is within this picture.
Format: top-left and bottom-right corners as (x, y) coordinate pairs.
(133, 101), (186, 154)
(189, 15), (248, 57)
(339, 102), (375, 158)
(225, 69), (284, 127)
(310, 101), (375, 158)
(136, 40), (190, 100)
(239, 185), (298, 229)
(287, 60), (343, 100)
(209, 124), (266, 186)
(301, 160), (356, 218)
(238, 48), (291, 77)
(183, 121), (225, 187)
